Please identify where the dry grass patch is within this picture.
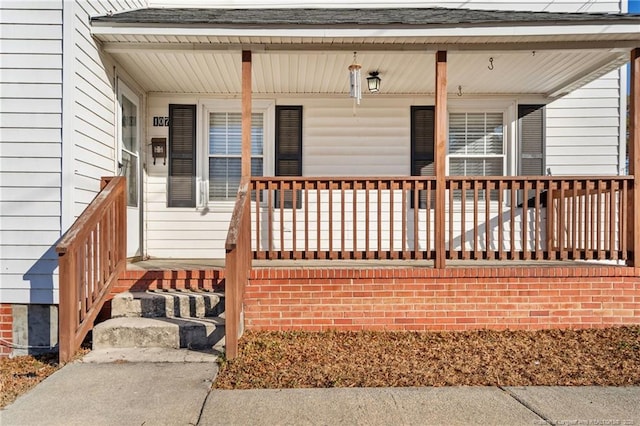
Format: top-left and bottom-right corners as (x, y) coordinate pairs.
(0, 347), (90, 409)
(0, 354), (59, 409)
(215, 327), (640, 389)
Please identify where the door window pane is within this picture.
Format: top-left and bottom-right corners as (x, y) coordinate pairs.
(122, 96), (138, 152)
(121, 94), (138, 208)
(121, 150), (138, 207)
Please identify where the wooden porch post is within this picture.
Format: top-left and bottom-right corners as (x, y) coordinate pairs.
(242, 50), (252, 179)
(630, 48), (640, 266)
(434, 51), (447, 269)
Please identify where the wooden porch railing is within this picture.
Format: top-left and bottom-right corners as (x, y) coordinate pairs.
(248, 176), (632, 263)
(56, 177), (126, 363)
(447, 176), (632, 261)
(224, 178), (252, 360)
(251, 177), (437, 260)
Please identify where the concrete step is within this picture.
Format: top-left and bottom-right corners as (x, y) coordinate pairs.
(93, 317), (225, 351)
(111, 290), (224, 319)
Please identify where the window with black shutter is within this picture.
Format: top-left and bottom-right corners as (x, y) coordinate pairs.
(168, 104), (196, 207)
(275, 106), (303, 208)
(411, 106), (435, 208)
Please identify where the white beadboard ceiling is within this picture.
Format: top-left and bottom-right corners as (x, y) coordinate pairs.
(107, 48), (627, 97)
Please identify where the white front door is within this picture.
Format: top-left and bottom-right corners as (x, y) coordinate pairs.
(118, 82), (142, 258)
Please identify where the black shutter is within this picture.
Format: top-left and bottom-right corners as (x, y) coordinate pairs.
(411, 106), (435, 208)
(275, 106), (303, 209)
(168, 104), (196, 207)
(518, 104), (545, 207)
(518, 104), (545, 176)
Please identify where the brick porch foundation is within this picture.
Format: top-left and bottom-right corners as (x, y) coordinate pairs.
(245, 266), (640, 331)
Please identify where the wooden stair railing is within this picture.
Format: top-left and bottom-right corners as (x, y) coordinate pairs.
(224, 179), (252, 359)
(56, 177), (126, 362)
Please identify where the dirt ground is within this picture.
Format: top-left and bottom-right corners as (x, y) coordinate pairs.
(214, 327), (640, 389)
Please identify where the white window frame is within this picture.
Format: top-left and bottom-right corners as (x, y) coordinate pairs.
(446, 100), (516, 206)
(198, 99), (275, 208)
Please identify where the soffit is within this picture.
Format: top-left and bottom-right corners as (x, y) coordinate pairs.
(107, 49), (627, 97)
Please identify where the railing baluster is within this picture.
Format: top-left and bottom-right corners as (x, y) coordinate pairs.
(546, 181), (555, 260)
(534, 180), (541, 260)
(304, 181), (309, 257)
(279, 181), (285, 258)
(365, 180), (371, 257)
(388, 180), (394, 259)
(609, 180), (617, 260)
(559, 180), (567, 260)
(267, 180), (273, 259)
(473, 180), (479, 260)
(510, 182), (516, 260)
(570, 180), (580, 260)
(586, 180), (593, 260)
(522, 180), (530, 261)
(401, 180), (407, 259)
(413, 180), (419, 259)
(597, 179), (603, 259)
(377, 180), (382, 259)
(329, 180), (334, 258)
(255, 181), (261, 258)
(353, 180), (358, 259)
(341, 181), (346, 259)
(292, 180), (298, 259)
(498, 180), (505, 260)
(461, 180), (468, 259)
(426, 181), (432, 258)
(485, 180), (492, 260)
(448, 180), (454, 258)
(622, 179), (629, 260)
(316, 180), (321, 256)
(79, 242), (86, 322)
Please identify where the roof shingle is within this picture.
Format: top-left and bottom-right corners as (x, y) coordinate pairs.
(91, 7), (640, 28)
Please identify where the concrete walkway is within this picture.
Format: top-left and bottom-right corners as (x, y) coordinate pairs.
(1, 349), (639, 426)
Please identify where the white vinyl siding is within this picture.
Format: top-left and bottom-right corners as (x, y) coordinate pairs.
(0, 0), (146, 304)
(303, 98), (412, 176)
(545, 70), (622, 175)
(0, 2), (63, 304)
(70, 0), (146, 218)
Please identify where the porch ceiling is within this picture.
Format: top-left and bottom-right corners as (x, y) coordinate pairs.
(104, 48), (627, 98)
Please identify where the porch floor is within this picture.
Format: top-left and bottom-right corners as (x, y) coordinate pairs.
(127, 258), (626, 271)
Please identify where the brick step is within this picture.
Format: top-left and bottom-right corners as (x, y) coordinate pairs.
(112, 290), (225, 319)
(93, 317), (225, 351)
(114, 269), (225, 293)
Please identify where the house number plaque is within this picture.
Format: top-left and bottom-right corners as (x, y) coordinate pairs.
(152, 116), (169, 127)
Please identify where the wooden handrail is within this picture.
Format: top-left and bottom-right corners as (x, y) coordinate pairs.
(224, 179), (252, 359)
(56, 176), (126, 363)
